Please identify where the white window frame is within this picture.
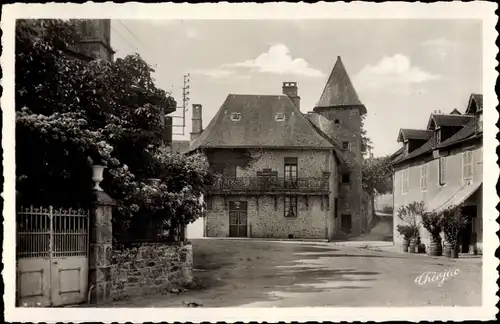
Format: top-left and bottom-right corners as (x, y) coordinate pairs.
(420, 164), (428, 191)
(462, 150), (474, 182)
(439, 156), (446, 186)
(275, 112), (285, 121)
(230, 112), (241, 121)
(402, 168), (409, 194)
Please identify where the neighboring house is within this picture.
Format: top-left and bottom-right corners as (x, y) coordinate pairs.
(188, 56), (367, 240)
(391, 93), (483, 252)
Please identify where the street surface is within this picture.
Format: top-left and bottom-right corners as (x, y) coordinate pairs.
(103, 238), (482, 307)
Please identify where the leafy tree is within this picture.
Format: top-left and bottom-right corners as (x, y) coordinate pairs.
(360, 115), (373, 155)
(441, 205), (469, 248)
(421, 210), (443, 243)
(361, 155), (393, 195)
(15, 19), (209, 243)
(397, 201), (425, 228)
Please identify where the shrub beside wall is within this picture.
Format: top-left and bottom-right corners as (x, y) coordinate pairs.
(111, 242), (193, 300)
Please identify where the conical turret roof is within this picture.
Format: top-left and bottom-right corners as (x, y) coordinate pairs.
(315, 56), (366, 114)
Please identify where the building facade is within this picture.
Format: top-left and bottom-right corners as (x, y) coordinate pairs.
(188, 57), (369, 240)
(391, 94), (483, 252)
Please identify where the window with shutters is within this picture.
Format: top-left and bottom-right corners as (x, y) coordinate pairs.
(439, 157), (446, 186)
(420, 164), (428, 191)
(463, 151), (474, 181)
(284, 157), (298, 189)
(284, 196), (297, 217)
(402, 168), (409, 194)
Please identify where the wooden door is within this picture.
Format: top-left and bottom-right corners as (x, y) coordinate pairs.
(341, 214), (352, 234)
(229, 201), (247, 237)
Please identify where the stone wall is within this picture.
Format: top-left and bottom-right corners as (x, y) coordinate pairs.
(206, 195), (328, 239)
(110, 243), (193, 300)
(307, 109), (364, 235)
(204, 147), (335, 239)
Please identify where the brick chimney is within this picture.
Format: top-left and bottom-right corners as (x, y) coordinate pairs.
(190, 104), (203, 142)
(282, 82), (300, 109)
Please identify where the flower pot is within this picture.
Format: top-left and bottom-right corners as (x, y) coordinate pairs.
(450, 248), (458, 259)
(443, 243), (453, 258)
(92, 165), (105, 191)
(401, 241), (409, 253)
(429, 239), (443, 256)
(418, 243), (426, 254)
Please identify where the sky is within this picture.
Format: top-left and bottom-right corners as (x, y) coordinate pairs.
(109, 19), (482, 157)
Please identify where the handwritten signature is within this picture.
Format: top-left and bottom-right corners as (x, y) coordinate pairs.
(414, 269), (460, 287)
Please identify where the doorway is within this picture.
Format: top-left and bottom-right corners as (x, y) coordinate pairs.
(341, 214), (352, 234)
(459, 205), (477, 253)
(229, 201), (248, 237)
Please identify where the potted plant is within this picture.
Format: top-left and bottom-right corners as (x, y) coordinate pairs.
(408, 231), (418, 253)
(421, 210), (443, 256)
(397, 201), (425, 253)
(470, 232), (478, 255)
(441, 205), (469, 259)
(396, 225), (416, 252)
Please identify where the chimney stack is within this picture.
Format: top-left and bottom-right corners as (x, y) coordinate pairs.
(190, 104), (203, 142)
(282, 82), (300, 110)
(163, 116), (173, 147)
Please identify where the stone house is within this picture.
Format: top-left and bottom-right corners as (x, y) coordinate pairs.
(188, 56), (368, 240)
(390, 93), (483, 252)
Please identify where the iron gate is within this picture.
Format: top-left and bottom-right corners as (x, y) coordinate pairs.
(16, 206), (89, 307)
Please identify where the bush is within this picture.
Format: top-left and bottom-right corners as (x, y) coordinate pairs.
(421, 211), (443, 243)
(396, 224), (418, 242)
(441, 205), (469, 247)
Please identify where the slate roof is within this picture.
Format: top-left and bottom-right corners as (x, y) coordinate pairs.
(397, 129), (433, 142)
(438, 119), (477, 148)
(392, 93), (483, 166)
(189, 94), (334, 151)
(465, 93), (483, 114)
(427, 114), (473, 129)
(314, 56), (367, 115)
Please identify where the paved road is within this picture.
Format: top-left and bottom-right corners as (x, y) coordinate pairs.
(105, 238), (482, 307)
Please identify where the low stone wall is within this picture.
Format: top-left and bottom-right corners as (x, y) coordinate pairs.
(110, 242), (193, 300)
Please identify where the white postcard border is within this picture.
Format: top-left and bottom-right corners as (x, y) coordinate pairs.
(2, 2), (498, 322)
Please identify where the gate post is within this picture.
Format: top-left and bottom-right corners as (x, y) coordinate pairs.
(89, 186), (116, 304)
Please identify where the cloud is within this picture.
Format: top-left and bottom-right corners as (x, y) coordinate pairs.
(193, 68), (235, 79)
(421, 37), (459, 60)
(354, 54), (442, 94)
(222, 44), (324, 77)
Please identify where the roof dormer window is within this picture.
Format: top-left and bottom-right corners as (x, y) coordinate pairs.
(230, 112), (241, 121)
(275, 113), (285, 121)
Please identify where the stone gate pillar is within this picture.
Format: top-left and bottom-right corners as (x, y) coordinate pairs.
(89, 189), (115, 304)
